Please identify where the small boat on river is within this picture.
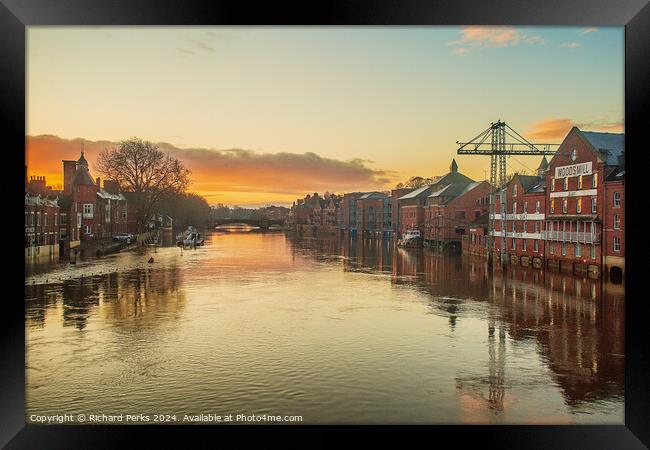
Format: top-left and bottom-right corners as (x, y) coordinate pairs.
(176, 226), (205, 247)
(397, 228), (422, 248)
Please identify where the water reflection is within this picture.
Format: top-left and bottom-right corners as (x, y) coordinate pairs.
(286, 234), (625, 414)
(26, 232), (623, 423)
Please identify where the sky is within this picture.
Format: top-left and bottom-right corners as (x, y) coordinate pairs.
(26, 26), (624, 207)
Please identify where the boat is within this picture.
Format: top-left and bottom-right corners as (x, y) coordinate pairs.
(397, 228), (422, 248)
(176, 226), (205, 247)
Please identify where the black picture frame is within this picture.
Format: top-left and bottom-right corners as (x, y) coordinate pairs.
(3, 0), (648, 448)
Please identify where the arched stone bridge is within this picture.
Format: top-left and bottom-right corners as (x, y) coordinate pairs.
(213, 218), (285, 229)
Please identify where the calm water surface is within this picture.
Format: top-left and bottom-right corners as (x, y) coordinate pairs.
(25, 230), (625, 424)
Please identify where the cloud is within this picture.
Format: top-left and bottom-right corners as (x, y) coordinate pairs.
(26, 135), (396, 204)
(579, 27), (598, 34)
(560, 42), (581, 48)
(448, 27), (546, 55)
(525, 118), (624, 141)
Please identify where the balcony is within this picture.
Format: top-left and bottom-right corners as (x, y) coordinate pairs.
(542, 230), (600, 244)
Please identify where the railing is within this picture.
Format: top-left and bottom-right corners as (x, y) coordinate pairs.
(542, 231), (599, 243)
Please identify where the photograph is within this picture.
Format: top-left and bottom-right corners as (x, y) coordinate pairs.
(21, 25), (629, 427)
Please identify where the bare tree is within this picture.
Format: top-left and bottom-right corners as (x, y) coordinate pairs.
(96, 138), (191, 233)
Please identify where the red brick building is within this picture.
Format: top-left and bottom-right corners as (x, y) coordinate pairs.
(424, 180), (491, 252)
(25, 191), (61, 259)
(603, 166), (625, 280)
(543, 128), (624, 278)
(398, 159), (474, 240)
(464, 212), (489, 256)
(492, 160), (548, 268)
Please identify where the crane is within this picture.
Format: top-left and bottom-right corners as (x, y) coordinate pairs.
(456, 120), (560, 268)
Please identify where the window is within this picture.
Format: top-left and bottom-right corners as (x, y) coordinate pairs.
(523, 220), (527, 233)
(534, 221), (540, 233)
(593, 172), (598, 188)
(535, 200), (540, 213)
(512, 202), (517, 215)
(550, 177), (555, 192)
(25, 212), (29, 226)
(578, 175), (583, 189)
(613, 192), (621, 208)
(85, 225), (92, 235)
(54, 213), (58, 226)
(512, 221), (516, 232)
(549, 242), (554, 254)
(550, 200), (555, 213)
(591, 245), (596, 259)
(30, 212), (35, 226)
(562, 242), (566, 256)
(524, 202), (528, 213)
(562, 199), (568, 213)
(37, 212), (41, 226)
(534, 240), (539, 253)
(575, 243), (581, 257)
(522, 239), (526, 251)
(513, 184), (517, 197)
(614, 236), (621, 252)
(60, 214), (66, 225)
(44, 213), (48, 226)
(577, 198), (582, 214)
(83, 203), (94, 217)
(512, 238), (516, 250)
(563, 178), (568, 190)
(614, 214), (620, 230)
(77, 212), (82, 227)
(591, 197), (597, 214)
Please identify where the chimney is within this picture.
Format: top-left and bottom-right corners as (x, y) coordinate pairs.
(63, 160), (77, 195)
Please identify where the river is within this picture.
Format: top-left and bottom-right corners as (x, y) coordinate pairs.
(25, 229), (625, 424)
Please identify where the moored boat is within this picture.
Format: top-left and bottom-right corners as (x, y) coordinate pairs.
(397, 228), (422, 248)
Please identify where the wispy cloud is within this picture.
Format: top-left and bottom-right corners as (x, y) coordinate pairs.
(452, 47), (469, 56)
(560, 42), (581, 48)
(525, 118), (624, 141)
(26, 135), (396, 204)
(579, 27), (598, 34)
(448, 27), (546, 55)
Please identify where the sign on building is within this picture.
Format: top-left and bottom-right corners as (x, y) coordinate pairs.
(555, 161), (592, 178)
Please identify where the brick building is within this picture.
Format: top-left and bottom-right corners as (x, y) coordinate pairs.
(354, 192), (391, 238)
(25, 191), (60, 259)
(543, 128), (624, 278)
(397, 159), (474, 239)
(425, 180), (491, 252)
(603, 167), (624, 280)
(492, 159), (548, 268)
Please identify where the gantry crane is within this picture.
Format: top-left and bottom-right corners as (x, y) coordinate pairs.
(456, 120), (559, 268)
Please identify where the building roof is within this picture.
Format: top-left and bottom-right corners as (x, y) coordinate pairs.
(97, 189), (127, 201)
(537, 156), (549, 171)
(397, 184), (432, 200)
(432, 170), (474, 187)
(579, 130), (624, 166)
(358, 191), (388, 200)
(25, 193), (59, 207)
(71, 166), (96, 186)
(77, 151), (88, 167)
(516, 174), (544, 193)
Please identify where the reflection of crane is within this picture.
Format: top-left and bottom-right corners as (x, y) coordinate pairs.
(456, 121), (559, 268)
